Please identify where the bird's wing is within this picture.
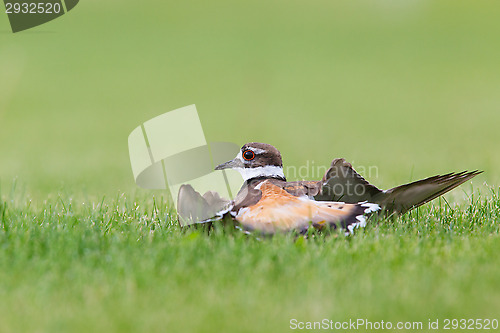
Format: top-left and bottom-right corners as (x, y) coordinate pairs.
(177, 184), (231, 226)
(283, 181), (322, 197)
(316, 158), (481, 214)
(235, 181), (379, 234)
(374, 171), (482, 214)
(314, 158), (382, 203)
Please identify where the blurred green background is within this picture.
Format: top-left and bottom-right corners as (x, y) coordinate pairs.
(1, 0), (499, 198)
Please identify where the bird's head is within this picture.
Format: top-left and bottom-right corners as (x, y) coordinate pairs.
(215, 142), (285, 181)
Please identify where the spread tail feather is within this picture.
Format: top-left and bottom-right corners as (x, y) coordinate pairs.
(373, 170), (482, 214)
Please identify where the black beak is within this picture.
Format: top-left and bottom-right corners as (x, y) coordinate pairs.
(215, 158), (243, 170)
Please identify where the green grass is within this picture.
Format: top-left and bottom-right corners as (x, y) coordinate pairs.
(1, 188), (499, 332)
(1, 0), (500, 331)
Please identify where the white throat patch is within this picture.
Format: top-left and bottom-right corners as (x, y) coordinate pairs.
(231, 150), (285, 181)
(235, 165), (285, 181)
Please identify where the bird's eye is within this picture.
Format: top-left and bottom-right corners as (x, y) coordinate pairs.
(243, 150), (255, 161)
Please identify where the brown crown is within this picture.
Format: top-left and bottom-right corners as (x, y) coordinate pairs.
(241, 142), (283, 168)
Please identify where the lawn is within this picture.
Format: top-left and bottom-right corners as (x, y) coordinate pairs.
(1, 1), (499, 332)
(1, 190), (499, 332)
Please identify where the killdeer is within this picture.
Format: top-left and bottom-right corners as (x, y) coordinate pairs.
(179, 142), (480, 235)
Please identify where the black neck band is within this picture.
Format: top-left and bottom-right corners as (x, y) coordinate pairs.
(245, 175), (287, 184)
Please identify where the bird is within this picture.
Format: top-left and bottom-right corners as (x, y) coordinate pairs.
(178, 142), (481, 235)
